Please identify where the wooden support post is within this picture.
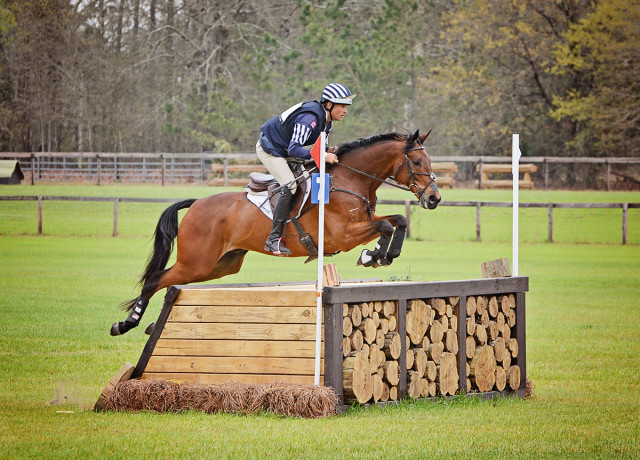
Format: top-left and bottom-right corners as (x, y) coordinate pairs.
(30, 153), (35, 185)
(398, 298), (407, 399)
(543, 159), (548, 191)
(113, 198), (119, 237)
(606, 160), (611, 192)
(476, 202), (481, 241)
(622, 203), (628, 245)
(478, 159), (484, 190)
(223, 158), (229, 186)
(457, 296), (467, 393)
(37, 195), (43, 235)
(548, 204), (553, 243)
(515, 292), (527, 396)
(405, 199), (411, 239)
(323, 301), (343, 404)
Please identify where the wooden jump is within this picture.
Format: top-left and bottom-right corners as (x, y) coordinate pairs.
(476, 163), (538, 189)
(131, 276), (528, 407)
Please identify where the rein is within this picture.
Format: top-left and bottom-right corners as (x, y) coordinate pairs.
(335, 144), (437, 200)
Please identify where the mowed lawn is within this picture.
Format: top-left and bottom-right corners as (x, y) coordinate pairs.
(0, 184), (639, 458)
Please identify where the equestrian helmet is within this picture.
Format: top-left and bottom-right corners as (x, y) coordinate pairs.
(321, 83), (356, 105)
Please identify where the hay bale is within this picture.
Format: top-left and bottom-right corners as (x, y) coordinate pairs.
(103, 379), (338, 418)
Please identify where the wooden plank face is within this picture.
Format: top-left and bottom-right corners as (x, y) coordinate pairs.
(175, 288), (316, 307)
(141, 372), (321, 386)
(153, 338), (323, 358)
(159, 322), (323, 341)
(145, 355), (323, 375)
(168, 305), (317, 324)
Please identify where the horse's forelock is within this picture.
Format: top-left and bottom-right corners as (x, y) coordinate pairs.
(335, 132), (406, 156)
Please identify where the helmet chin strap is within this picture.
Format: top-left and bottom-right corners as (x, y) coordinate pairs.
(324, 102), (334, 121)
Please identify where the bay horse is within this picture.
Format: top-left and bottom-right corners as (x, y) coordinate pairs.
(111, 129), (441, 336)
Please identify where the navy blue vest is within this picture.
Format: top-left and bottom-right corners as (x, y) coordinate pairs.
(260, 101), (332, 158)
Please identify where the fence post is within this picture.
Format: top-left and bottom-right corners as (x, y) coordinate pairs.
(606, 160), (611, 192)
(544, 159), (549, 191)
(161, 154), (166, 186)
(96, 155), (102, 186)
(113, 197), (119, 237)
(622, 203), (628, 245)
(476, 202), (481, 241)
(547, 204), (553, 243)
(30, 153), (35, 185)
(405, 199), (411, 239)
(478, 159), (484, 190)
(223, 157), (229, 186)
(37, 195), (43, 235)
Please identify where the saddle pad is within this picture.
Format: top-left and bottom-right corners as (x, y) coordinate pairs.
(246, 174), (312, 221)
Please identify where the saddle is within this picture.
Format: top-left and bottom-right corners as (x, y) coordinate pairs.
(247, 163), (313, 218)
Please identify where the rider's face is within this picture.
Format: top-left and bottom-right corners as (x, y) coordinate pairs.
(328, 103), (349, 122)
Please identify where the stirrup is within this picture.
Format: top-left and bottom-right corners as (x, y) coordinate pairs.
(265, 238), (292, 256)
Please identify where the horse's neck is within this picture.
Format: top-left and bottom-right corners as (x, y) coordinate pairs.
(338, 142), (401, 194)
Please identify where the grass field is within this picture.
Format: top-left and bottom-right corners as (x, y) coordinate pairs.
(1, 184), (639, 458)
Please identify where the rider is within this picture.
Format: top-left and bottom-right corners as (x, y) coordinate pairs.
(257, 82), (356, 256)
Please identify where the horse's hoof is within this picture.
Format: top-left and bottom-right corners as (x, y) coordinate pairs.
(110, 322), (122, 336)
(357, 249), (374, 268)
(144, 322), (155, 335)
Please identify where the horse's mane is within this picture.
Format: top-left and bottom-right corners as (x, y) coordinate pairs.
(335, 132), (406, 157)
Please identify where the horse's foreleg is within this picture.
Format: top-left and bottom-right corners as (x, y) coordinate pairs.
(355, 219), (394, 268)
(386, 214), (407, 264)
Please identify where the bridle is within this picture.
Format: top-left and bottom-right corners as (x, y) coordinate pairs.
(300, 140), (438, 217)
(391, 144), (438, 202)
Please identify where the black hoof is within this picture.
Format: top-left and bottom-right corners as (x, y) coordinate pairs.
(110, 322), (122, 336)
(144, 322), (155, 335)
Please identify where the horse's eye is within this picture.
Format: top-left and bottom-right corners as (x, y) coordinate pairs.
(412, 159), (421, 166)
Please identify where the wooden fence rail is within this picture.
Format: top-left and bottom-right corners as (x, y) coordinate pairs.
(1, 195), (637, 244)
(1, 152), (639, 190)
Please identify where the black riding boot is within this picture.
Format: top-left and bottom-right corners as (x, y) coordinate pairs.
(265, 187), (294, 256)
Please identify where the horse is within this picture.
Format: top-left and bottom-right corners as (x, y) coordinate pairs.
(110, 129), (441, 336)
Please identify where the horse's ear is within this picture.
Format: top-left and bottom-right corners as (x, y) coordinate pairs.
(420, 129), (432, 144)
(409, 129), (420, 145)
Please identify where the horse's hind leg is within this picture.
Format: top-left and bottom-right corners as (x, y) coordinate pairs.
(141, 250), (248, 336)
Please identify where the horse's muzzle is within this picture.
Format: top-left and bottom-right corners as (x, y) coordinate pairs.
(422, 193), (441, 210)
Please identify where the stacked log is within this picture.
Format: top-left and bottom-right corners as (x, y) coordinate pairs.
(466, 294), (520, 392)
(342, 300), (400, 403)
(406, 297), (459, 398)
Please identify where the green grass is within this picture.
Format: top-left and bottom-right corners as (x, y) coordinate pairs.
(1, 184), (639, 458)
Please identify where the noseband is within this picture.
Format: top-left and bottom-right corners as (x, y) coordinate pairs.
(391, 145), (438, 201)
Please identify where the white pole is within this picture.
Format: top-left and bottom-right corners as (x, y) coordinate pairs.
(314, 131), (327, 385)
(512, 134), (521, 277)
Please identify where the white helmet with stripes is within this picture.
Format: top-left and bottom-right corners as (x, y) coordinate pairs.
(321, 83), (356, 105)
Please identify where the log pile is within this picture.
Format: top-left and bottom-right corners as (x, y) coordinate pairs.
(406, 297), (459, 399)
(466, 294), (520, 392)
(342, 300), (400, 403)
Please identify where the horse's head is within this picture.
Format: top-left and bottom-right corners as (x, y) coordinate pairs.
(392, 130), (441, 209)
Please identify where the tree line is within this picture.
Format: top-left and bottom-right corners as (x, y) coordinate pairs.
(1, 0), (638, 163)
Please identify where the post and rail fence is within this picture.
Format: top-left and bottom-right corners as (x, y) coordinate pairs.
(1, 152), (639, 191)
(1, 195), (637, 245)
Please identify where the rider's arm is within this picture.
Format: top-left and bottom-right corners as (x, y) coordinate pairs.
(286, 113), (318, 159)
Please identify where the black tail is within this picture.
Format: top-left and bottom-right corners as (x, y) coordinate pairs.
(121, 198), (197, 311)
